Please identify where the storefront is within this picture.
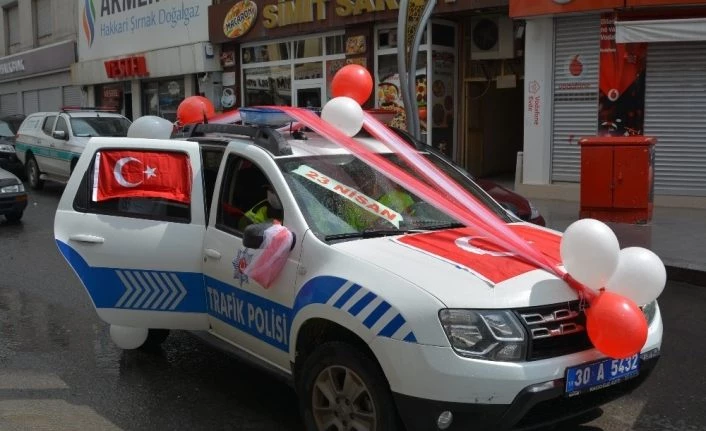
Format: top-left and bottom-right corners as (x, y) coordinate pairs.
(71, 0), (221, 122)
(513, 0), (706, 198)
(0, 40), (81, 116)
(208, 0), (509, 162)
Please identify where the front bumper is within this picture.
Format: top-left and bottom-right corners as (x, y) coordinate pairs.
(394, 352), (660, 431)
(0, 192), (28, 215)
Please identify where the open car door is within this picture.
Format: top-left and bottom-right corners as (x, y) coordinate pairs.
(54, 137), (210, 337)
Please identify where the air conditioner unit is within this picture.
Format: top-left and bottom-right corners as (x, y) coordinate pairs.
(469, 16), (515, 60)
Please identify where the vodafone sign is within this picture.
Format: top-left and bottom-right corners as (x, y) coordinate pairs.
(510, 0), (623, 18)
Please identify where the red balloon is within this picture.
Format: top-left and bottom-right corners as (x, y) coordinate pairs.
(586, 291), (648, 359)
(331, 64), (373, 105)
(177, 96), (216, 125)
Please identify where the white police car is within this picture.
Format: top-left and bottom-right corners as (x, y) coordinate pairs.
(54, 108), (662, 431)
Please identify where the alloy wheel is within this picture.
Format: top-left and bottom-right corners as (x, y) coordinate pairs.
(312, 365), (377, 431)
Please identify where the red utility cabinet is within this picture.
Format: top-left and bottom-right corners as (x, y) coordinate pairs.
(579, 136), (656, 224)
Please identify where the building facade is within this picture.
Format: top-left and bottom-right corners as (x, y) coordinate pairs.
(71, 0), (221, 121)
(513, 0), (706, 200)
(0, 0), (82, 115)
(207, 0), (522, 176)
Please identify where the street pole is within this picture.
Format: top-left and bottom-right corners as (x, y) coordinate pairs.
(397, 0), (437, 141)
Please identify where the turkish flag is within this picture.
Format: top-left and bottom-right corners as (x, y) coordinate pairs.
(92, 150), (191, 203)
(396, 224), (563, 284)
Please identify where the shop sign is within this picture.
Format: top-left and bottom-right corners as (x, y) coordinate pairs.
(79, 0), (211, 62)
(0, 40), (74, 79)
(510, 0), (623, 18)
(223, 0), (258, 38)
(262, 0), (429, 29)
(104, 56), (149, 79)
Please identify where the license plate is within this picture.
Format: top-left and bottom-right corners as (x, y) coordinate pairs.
(565, 354), (640, 396)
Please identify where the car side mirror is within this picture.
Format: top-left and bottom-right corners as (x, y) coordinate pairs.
(243, 222), (296, 251)
(53, 130), (67, 140)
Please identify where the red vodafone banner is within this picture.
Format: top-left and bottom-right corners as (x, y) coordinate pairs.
(598, 13), (648, 136)
(510, 0), (624, 18)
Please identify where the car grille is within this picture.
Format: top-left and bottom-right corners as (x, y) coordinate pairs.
(514, 301), (593, 361)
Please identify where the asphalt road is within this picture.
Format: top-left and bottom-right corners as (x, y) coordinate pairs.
(1, 183), (704, 431)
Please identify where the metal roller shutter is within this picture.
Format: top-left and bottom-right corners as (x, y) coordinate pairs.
(39, 88), (62, 112)
(551, 15), (600, 182)
(644, 42), (706, 197)
(0, 94), (18, 115)
(23, 91), (39, 115)
(63, 86), (83, 107)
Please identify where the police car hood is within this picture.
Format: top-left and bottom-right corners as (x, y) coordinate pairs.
(331, 223), (578, 309)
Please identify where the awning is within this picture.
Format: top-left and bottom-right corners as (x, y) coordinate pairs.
(616, 18), (706, 43)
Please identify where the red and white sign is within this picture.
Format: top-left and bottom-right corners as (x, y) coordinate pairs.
(510, 0), (623, 18)
(92, 150), (191, 203)
(104, 56), (149, 80)
(396, 224), (563, 284)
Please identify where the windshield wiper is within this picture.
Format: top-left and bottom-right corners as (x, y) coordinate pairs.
(325, 229), (416, 241)
(414, 221), (465, 231)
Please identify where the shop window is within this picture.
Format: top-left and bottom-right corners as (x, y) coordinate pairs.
(295, 62), (323, 80)
(34, 0), (52, 43)
(432, 23), (455, 47)
(244, 66), (291, 106)
(242, 42), (290, 64)
(5, 5), (20, 53)
(294, 38), (322, 59)
(326, 35), (345, 55)
(377, 27), (426, 50)
(142, 79), (184, 123)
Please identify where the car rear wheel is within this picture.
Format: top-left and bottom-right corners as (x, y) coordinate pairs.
(297, 342), (399, 431)
(5, 211), (22, 222)
(26, 156), (43, 190)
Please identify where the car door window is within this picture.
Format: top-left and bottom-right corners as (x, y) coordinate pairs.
(72, 149), (192, 223)
(55, 117), (69, 136)
(216, 155), (283, 235)
(42, 116), (57, 136)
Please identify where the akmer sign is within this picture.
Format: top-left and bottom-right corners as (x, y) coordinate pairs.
(78, 0), (211, 62)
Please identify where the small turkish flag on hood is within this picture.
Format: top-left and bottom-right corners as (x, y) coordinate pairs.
(92, 150), (191, 203)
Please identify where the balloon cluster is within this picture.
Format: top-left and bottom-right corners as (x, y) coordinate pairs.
(321, 64), (373, 137)
(560, 219), (665, 359)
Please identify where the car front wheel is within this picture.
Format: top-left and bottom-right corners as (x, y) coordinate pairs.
(297, 342), (399, 431)
(26, 156), (44, 190)
(5, 211), (22, 222)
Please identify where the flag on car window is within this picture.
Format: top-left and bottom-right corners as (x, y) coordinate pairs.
(92, 150), (191, 203)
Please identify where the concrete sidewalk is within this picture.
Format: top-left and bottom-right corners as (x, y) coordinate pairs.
(531, 198), (706, 285)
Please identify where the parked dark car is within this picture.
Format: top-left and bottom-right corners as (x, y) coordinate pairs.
(0, 114), (27, 179)
(388, 127), (546, 226)
(0, 167), (27, 222)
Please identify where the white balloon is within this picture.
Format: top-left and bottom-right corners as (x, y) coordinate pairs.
(606, 247), (666, 305)
(321, 96), (364, 137)
(560, 218), (620, 290)
(109, 324), (148, 350)
(127, 115), (174, 139)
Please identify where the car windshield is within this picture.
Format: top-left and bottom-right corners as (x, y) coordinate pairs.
(0, 118), (22, 137)
(71, 117), (131, 137)
(277, 152), (511, 241)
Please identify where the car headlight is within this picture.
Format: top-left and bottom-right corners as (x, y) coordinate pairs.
(0, 183), (24, 193)
(529, 201), (540, 220)
(640, 300), (657, 325)
(439, 309), (526, 361)
(0, 144), (15, 153)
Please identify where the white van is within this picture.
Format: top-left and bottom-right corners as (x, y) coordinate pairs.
(15, 108), (131, 190)
(54, 110), (662, 431)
